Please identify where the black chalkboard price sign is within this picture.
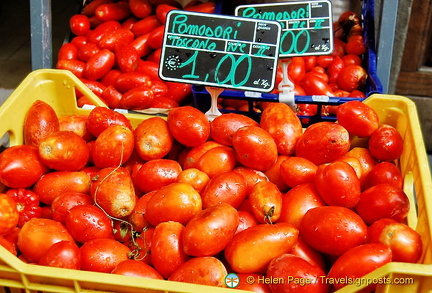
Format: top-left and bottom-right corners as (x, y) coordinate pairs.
(235, 0), (333, 57)
(159, 10), (282, 92)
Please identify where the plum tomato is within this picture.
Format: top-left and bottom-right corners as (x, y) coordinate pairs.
(69, 14), (90, 36)
(59, 114), (94, 142)
(263, 155), (289, 192)
(336, 100), (379, 137)
(23, 100), (59, 147)
(5, 189), (42, 228)
(182, 141), (223, 169)
(120, 86), (155, 110)
(38, 240), (81, 270)
(112, 259), (164, 279)
(291, 236), (327, 272)
(134, 159), (182, 193)
(337, 64), (367, 92)
(210, 113), (258, 146)
(279, 156), (318, 189)
(235, 210), (259, 235)
(233, 166), (269, 195)
(0, 194), (19, 235)
(51, 192), (93, 224)
(176, 168), (210, 194)
(183, 203), (239, 257)
(355, 183), (410, 225)
(128, 0), (153, 19)
(344, 147), (378, 187)
(84, 49), (115, 81)
(364, 161), (403, 189)
(249, 181), (282, 224)
(194, 146), (237, 178)
(299, 206), (367, 256)
(86, 106), (132, 137)
(368, 124), (404, 161)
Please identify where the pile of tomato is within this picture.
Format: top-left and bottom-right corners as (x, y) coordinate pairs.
(0, 91), (423, 292)
(56, 0), (216, 110)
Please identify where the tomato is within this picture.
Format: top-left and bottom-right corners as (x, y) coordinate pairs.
(155, 4), (178, 23)
(129, 0), (153, 18)
(279, 183), (325, 229)
(183, 141), (223, 169)
(165, 81), (192, 104)
(299, 206), (367, 256)
(115, 42), (139, 72)
(70, 35), (88, 48)
(90, 167), (136, 218)
(355, 183), (410, 225)
(38, 240), (81, 269)
(176, 168), (210, 193)
(0, 194), (19, 235)
(133, 117), (172, 161)
(368, 218), (422, 263)
(86, 106), (132, 137)
(0, 235), (17, 255)
(51, 192), (93, 224)
(23, 100), (59, 147)
(101, 85), (123, 109)
(346, 34), (366, 55)
(225, 223), (298, 274)
(200, 171), (247, 209)
(167, 106), (211, 148)
(5, 189), (41, 228)
(249, 181), (282, 224)
(17, 218), (74, 263)
(128, 226), (154, 264)
(87, 20), (122, 44)
(280, 156), (318, 189)
(34, 171), (90, 205)
(135, 60), (160, 80)
(120, 86), (155, 110)
(115, 71), (152, 93)
(147, 25), (165, 49)
(314, 161), (361, 208)
(185, 2), (215, 13)
(59, 114), (94, 142)
(0, 145), (48, 188)
(267, 254), (328, 293)
(232, 126), (278, 171)
(80, 238), (130, 273)
(210, 113), (258, 146)
(260, 103), (303, 156)
(150, 79), (169, 99)
(327, 243), (392, 292)
(316, 55), (334, 68)
(95, 2), (131, 22)
(342, 54), (362, 66)
(194, 146), (237, 178)
(344, 147), (378, 187)
(301, 73), (334, 96)
(79, 78), (107, 98)
(145, 182), (202, 226)
(131, 15), (161, 36)
(295, 122), (350, 165)
(134, 159), (182, 193)
(337, 64), (367, 92)
(287, 57), (306, 83)
(183, 203), (239, 257)
(291, 236), (326, 272)
(56, 59), (86, 78)
(38, 131), (90, 171)
(332, 38), (346, 57)
(131, 33), (152, 57)
(328, 55), (344, 84)
(112, 259), (164, 279)
(368, 124), (404, 161)
(84, 49), (115, 80)
(336, 100), (379, 137)
(303, 56), (317, 71)
(57, 43), (78, 60)
(235, 210), (259, 235)
(70, 14), (90, 36)
(235, 273), (271, 292)
(364, 161), (403, 189)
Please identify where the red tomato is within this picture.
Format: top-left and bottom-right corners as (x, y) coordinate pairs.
(145, 182), (202, 226)
(295, 122), (350, 165)
(150, 79), (169, 99)
(112, 259), (164, 279)
(332, 38), (346, 56)
(56, 59), (86, 78)
(327, 243), (392, 292)
(129, 0), (153, 18)
(342, 54), (362, 66)
(130, 33), (152, 57)
(344, 147), (378, 187)
(210, 113), (258, 146)
(337, 64), (367, 92)
(33, 171), (91, 205)
(184, 2), (215, 13)
(80, 238), (130, 273)
(300, 206), (367, 256)
(86, 106), (132, 137)
(134, 117), (173, 161)
(151, 221), (190, 278)
(70, 35), (88, 48)
(183, 203), (239, 257)
(120, 86), (155, 110)
(336, 100), (379, 137)
(70, 14), (90, 36)
(316, 55), (334, 68)
(79, 78), (107, 98)
(101, 85), (123, 109)
(38, 240), (81, 270)
(303, 56), (317, 71)
(59, 114), (94, 142)
(368, 218), (422, 263)
(232, 126), (278, 171)
(234, 166), (269, 195)
(57, 43), (79, 60)
(364, 161), (403, 189)
(235, 273), (271, 292)
(127, 191), (152, 232)
(183, 141), (221, 169)
(51, 192), (93, 224)
(249, 181), (282, 224)
(128, 226), (154, 264)
(279, 183), (325, 229)
(168, 256), (227, 287)
(5, 189), (41, 228)
(167, 106), (210, 148)
(155, 4), (178, 23)
(38, 131), (90, 171)
(84, 49), (115, 81)
(115, 71), (152, 93)
(95, 2), (131, 22)
(287, 57), (306, 83)
(147, 25), (165, 49)
(314, 161), (361, 208)
(87, 20), (122, 44)
(262, 155), (289, 192)
(301, 72), (334, 96)
(346, 34), (366, 55)
(291, 236), (326, 272)
(65, 204), (115, 243)
(115, 42), (139, 72)
(91, 125), (134, 168)
(355, 183), (410, 224)
(0, 194), (19, 235)
(17, 218), (75, 263)
(135, 159), (182, 193)
(135, 59), (160, 80)
(225, 223), (299, 274)
(327, 55), (345, 84)
(165, 81), (192, 103)
(0, 145), (49, 188)
(90, 167), (136, 218)
(23, 100), (59, 147)
(267, 254), (328, 293)
(131, 15), (161, 36)
(176, 168), (210, 194)
(368, 124), (404, 161)
(280, 157), (318, 188)
(235, 210), (259, 235)
(260, 102), (303, 155)
(194, 146), (237, 178)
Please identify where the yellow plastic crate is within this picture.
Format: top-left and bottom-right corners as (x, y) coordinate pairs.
(0, 69), (431, 293)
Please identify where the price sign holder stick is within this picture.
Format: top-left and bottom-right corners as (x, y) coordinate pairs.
(204, 86), (224, 121)
(278, 60), (296, 111)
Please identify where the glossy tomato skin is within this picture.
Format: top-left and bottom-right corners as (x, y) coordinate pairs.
(0, 194), (19, 235)
(336, 100), (379, 137)
(194, 146), (237, 178)
(38, 240), (81, 270)
(364, 161), (403, 189)
(234, 166), (269, 195)
(23, 100), (59, 147)
(337, 64), (367, 92)
(355, 183), (410, 225)
(266, 254), (329, 293)
(134, 159), (182, 193)
(5, 189), (42, 228)
(327, 243), (392, 292)
(84, 49), (115, 80)
(70, 14), (90, 36)
(249, 181), (282, 224)
(111, 259), (164, 279)
(115, 42), (139, 72)
(232, 126), (278, 171)
(95, 2), (131, 22)
(295, 122), (350, 165)
(168, 256), (228, 287)
(263, 155), (289, 192)
(80, 238), (130, 273)
(59, 114), (94, 142)
(344, 147), (378, 188)
(134, 117), (173, 161)
(300, 206), (367, 256)
(176, 168), (210, 194)
(210, 113), (259, 146)
(260, 103), (303, 156)
(0, 145), (49, 188)
(17, 218), (75, 263)
(314, 161), (361, 208)
(38, 131), (90, 171)
(291, 236), (327, 272)
(86, 106), (132, 137)
(183, 203), (239, 257)
(368, 124), (404, 161)
(183, 141), (222, 169)
(167, 106), (211, 148)
(279, 156), (318, 189)
(225, 223), (299, 274)
(120, 86), (155, 110)
(51, 192), (93, 224)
